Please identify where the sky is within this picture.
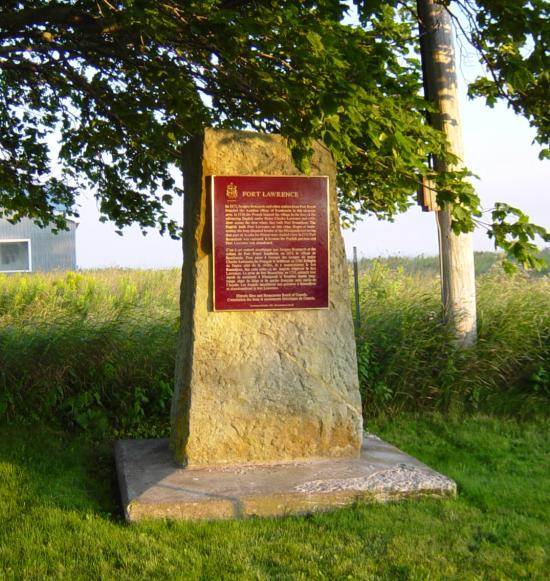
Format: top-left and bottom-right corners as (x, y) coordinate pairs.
(74, 29), (549, 269)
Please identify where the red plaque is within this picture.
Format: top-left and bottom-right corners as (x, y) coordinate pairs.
(211, 176), (329, 311)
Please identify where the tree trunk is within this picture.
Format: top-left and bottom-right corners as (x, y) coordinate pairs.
(417, 0), (477, 346)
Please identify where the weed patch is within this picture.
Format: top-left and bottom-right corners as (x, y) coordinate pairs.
(1, 265), (548, 435)
(357, 264), (549, 417)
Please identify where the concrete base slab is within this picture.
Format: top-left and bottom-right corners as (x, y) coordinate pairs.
(115, 435), (456, 522)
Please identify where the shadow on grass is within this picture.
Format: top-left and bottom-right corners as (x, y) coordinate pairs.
(0, 423), (123, 521)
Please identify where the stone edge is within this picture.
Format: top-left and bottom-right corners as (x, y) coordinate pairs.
(114, 437), (457, 523)
(114, 440), (132, 522)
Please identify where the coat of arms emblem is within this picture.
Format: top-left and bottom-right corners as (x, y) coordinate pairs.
(225, 182), (238, 199)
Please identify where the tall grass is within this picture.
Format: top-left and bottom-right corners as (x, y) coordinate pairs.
(0, 263), (548, 435)
(355, 248), (550, 276)
(0, 270), (180, 436)
(356, 262), (549, 418)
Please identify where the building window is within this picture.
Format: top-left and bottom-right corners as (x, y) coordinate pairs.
(0, 239), (32, 273)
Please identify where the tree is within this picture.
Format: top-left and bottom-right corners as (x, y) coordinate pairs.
(1, 1), (548, 264)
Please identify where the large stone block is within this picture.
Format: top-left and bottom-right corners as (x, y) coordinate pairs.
(115, 436), (457, 522)
(170, 129), (362, 466)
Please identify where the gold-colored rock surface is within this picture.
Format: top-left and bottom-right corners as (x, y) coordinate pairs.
(170, 129), (362, 466)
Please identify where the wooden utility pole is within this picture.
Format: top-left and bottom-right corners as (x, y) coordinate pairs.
(417, 0), (477, 346)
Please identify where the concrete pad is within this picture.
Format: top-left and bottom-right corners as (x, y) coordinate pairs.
(115, 435), (456, 522)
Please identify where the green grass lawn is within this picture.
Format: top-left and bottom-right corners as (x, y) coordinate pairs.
(1, 415), (548, 579)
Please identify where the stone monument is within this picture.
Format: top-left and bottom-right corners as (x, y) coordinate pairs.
(115, 129), (456, 521)
(170, 129), (363, 467)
